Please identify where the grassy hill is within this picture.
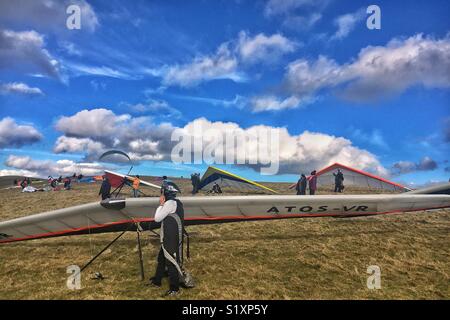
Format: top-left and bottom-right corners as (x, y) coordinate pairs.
(0, 177), (448, 299)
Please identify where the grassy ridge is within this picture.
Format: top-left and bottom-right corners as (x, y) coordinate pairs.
(0, 179), (448, 299)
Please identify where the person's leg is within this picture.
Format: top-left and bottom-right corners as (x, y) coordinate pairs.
(163, 231), (180, 292)
(151, 248), (166, 285)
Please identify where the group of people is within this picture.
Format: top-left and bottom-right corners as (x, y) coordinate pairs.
(13, 177), (31, 190)
(47, 175), (72, 190)
(14, 175), (74, 191)
(294, 170), (318, 195)
(98, 174), (145, 200)
(294, 169), (345, 195)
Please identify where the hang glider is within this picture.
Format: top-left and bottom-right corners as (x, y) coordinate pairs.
(290, 163), (410, 192)
(104, 170), (160, 190)
(198, 166), (277, 194)
(0, 183), (449, 244)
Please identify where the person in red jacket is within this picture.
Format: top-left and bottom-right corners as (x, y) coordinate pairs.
(308, 170), (317, 195)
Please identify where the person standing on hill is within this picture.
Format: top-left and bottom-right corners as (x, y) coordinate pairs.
(150, 181), (185, 296)
(333, 169), (344, 192)
(132, 175), (141, 197)
(295, 174), (307, 195)
(308, 170), (318, 195)
(99, 176), (111, 200)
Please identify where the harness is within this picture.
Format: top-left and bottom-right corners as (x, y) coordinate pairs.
(160, 213), (184, 276)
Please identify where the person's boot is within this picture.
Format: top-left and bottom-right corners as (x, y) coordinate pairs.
(163, 289), (179, 297)
(148, 277), (161, 287)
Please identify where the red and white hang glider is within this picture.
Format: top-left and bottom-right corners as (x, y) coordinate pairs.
(0, 177), (449, 244)
(104, 170), (161, 190)
(291, 162), (411, 192)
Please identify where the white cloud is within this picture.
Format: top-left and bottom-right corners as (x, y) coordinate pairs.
(59, 41), (83, 56)
(52, 108), (388, 176)
(251, 95), (312, 112)
(237, 31), (297, 64)
(53, 136), (104, 154)
(54, 108), (176, 161)
(55, 108), (131, 138)
(0, 168), (38, 177)
(0, 0), (99, 33)
(0, 82), (43, 96)
(65, 63), (140, 80)
(332, 9), (366, 40)
(0, 117), (42, 148)
(125, 99), (182, 119)
(159, 31), (296, 87)
(177, 118), (388, 176)
(4, 155), (106, 177)
(161, 43), (241, 87)
(0, 29), (60, 78)
(285, 34), (450, 102)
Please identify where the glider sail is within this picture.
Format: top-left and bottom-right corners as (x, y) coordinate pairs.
(313, 163), (410, 192)
(104, 170), (160, 190)
(99, 150), (131, 162)
(198, 166), (277, 194)
(0, 185), (449, 243)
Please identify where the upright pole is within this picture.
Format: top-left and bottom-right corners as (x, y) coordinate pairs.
(136, 230), (145, 281)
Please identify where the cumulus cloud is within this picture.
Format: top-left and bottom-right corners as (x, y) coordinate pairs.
(0, 0), (99, 33)
(332, 9), (366, 40)
(159, 31), (296, 87)
(175, 118), (388, 176)
(0, 82), (43, 96)
(53, 108), (175, 161)
(0, 29), (60, 78)
(0, 117), (42, 148)
(4, 155), (106, 178)
(55, 108), (131, 138)
(53, 136), (104, 154)
(52, 108), (388, 176)
(285, 34), (450, 102)
(391, 156), (438, 175)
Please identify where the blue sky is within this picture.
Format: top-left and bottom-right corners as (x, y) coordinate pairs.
(0, 0), (449, 186)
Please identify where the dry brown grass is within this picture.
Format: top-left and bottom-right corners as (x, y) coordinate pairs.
(0, 178), (449, 300)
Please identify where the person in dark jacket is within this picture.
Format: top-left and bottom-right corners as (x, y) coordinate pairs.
(308, 170), (317, 195)
(191, 173), (200, 194)
(98, 176), (111, 200)
(295, 174), (307, 195)
(150, 181), (184, 296)
(333, 169), (344, 192)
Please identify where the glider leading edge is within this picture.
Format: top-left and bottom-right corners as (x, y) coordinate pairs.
(0, 183), (449, 244)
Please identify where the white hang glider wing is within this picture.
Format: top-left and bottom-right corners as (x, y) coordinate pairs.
(198, 166), (277, 194)
(0, 183), (449, 244)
